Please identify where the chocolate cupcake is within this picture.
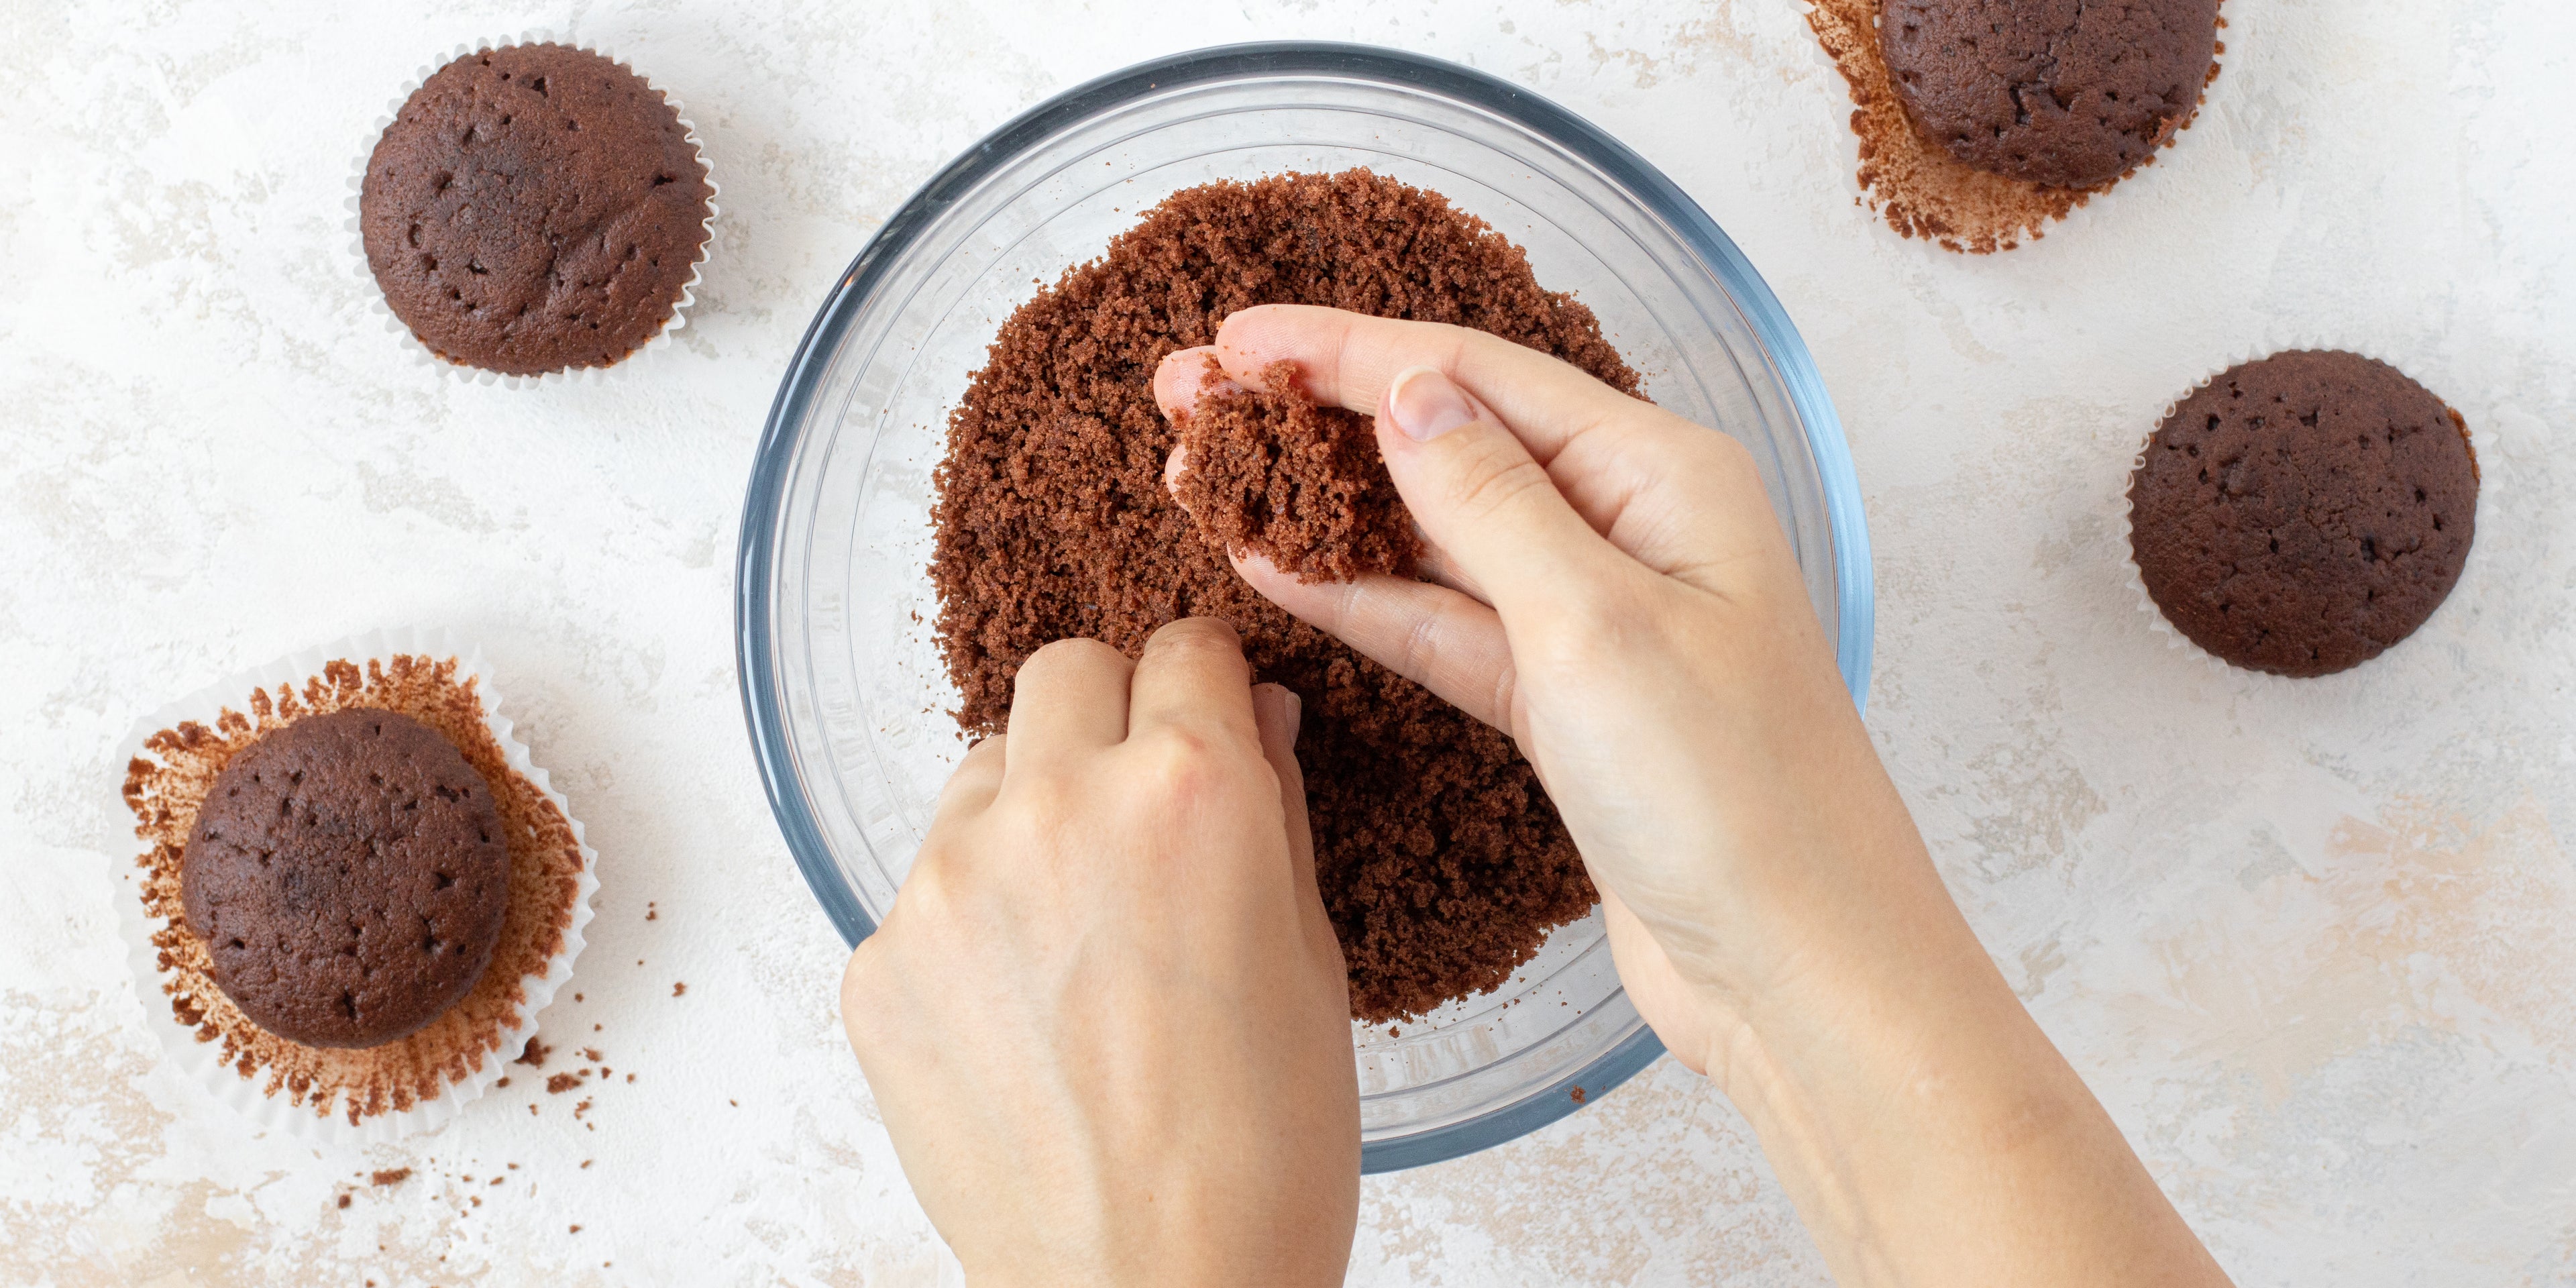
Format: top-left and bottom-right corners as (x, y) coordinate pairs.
(358, 42), (714, 378)
(2128, 351), (2478, 677)
(182, 708), (511, 1049)
(117, 631), (595, 1139)
(1878, 0), (2222, 189)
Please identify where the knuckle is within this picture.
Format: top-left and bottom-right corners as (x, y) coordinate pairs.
(1002, 770), (1085, 834)
(1395, 611), (1445, 680)
(1148, 616), (1242, 655)
(1442, 447), (1555, 524)
(1025, 636), (1122, 672)
(1128, 726), (1246, 809)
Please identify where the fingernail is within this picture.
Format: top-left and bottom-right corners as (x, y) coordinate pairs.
(1387, 366), (1478, 441)
(1284, 688), (1302, 735)
(1164, 443), (1189, 492)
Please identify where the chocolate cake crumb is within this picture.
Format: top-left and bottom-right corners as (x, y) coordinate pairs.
(371, 1168), (411, 1187)
(515, 1037), (550, 1067)
(337, 1193), (352, 1210)
(1174, 359), (1421, 583)
(931, 170), (1629, 1020)
(672, 982), (686, 997)
(1570, 1085), (1587, 1104)
(546, 1072), (584, 1094)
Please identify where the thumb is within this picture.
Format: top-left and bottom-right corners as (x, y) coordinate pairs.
(1376, 366), (1614, 617)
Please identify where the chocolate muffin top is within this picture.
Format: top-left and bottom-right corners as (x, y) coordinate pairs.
(1879, 0), (2220, 189)
(2129, 351), (2477, 678)
(360, 43), (712, 376)
(181, 708), (512, 1049)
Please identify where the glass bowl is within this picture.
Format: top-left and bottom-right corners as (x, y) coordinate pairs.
(736, 42), (1873, 1173)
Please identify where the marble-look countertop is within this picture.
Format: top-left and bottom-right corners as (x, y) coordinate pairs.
(6, 1), (2571, 1283)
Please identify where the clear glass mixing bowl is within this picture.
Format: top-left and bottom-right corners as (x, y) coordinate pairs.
(737, 42), (1873, 1172)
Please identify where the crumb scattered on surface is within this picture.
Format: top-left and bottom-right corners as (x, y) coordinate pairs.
(370, 1168), (411, 1187)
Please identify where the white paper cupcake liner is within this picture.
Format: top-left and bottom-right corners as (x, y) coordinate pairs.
(2113, 337), (2484, 680)
(343, 31), (720, 388)
(111, 627), (598, 1146)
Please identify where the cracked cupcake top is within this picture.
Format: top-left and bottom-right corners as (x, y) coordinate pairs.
(2129, 351), (2478, 678)
(1879, 0), (2221, 189)
(181, 707), (511, 1049)
(360, 43), (711, 376)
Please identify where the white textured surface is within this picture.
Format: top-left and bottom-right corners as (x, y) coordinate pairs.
(4, 1), (2571, 1283)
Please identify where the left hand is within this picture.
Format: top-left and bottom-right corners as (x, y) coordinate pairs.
(839, 618), (1360, 1287)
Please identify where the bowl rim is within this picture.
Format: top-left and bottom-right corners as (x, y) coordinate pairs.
(735, 38), (1875, 1173)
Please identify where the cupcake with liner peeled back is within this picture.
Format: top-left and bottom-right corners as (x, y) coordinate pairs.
(114, 627), (596, 1145)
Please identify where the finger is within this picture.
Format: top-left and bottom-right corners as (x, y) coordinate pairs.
(1413, 541), (1491, 605)
(1371, 364), (1621, 618)
(1212, 305), (1792, 591)
(1249, 683), (1321, 908)
(1152, 345), (1242, 424)
(1233, 551), (1519, 733)
(1004, 637), (1134, 767)
(1126, 617), (1259, 743)
(930, 734), (1008, 825)
(1210, 305), (1627, 447)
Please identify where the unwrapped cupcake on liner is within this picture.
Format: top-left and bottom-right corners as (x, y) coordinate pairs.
(343, 31), (719, 389)
(113, 627), (597, 1146)
(2112, 337), (2481, 680)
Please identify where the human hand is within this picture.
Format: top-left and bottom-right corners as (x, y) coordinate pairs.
(1155, 306), (2231, 1288)
(839, 619), (1358, 1286)
(1152, 305), (1925, 1075)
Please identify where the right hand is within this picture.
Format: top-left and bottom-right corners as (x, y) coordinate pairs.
(1153, 303), (1936, 1075)
(1159, 304), (2225, 1288)
(1156, 305), (2234, 1288)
